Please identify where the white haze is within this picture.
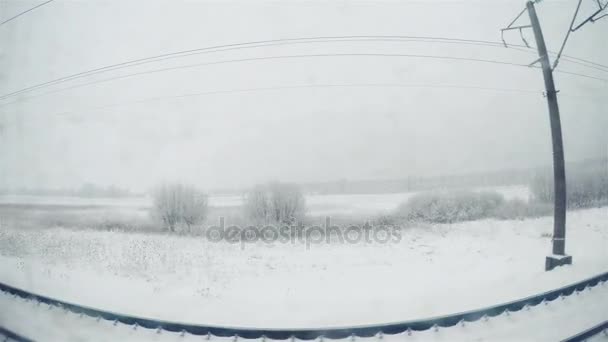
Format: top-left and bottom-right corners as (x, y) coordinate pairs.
(0, 0), (606, 192)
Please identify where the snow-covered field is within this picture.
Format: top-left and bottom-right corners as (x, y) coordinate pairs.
(0, 186), (605, 340)
(0, 185), (530, 218)
(0, 207), (605, 329)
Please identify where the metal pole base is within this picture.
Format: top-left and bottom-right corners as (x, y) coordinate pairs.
(546, 255), (573, 271)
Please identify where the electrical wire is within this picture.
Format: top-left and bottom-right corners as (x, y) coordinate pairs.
(6, 82), (602, 129)
(0, 52), (542, 107)
(2, 52), (606, 108)
(0, 0), (54, 27)
(552, 0), (584, 70)
(1, 35), (606, 103)
(0, 36), (522, 101)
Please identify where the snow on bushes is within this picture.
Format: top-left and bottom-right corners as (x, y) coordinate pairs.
(395, 190), (505, 223)
(244, 182), (306, 224)
(394, 189), (556, 223)
(152, 183), (208, 232)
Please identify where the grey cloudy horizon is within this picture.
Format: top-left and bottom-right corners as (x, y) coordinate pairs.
(0, 0), (606, 192)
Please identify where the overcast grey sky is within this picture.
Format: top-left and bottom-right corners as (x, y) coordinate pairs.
(0, 0), (606, 191)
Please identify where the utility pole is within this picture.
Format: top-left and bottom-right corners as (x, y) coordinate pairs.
(526, 1), (572, 271)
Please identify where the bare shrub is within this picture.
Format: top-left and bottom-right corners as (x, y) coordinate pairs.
(394, 188), (560, 224)
(152, 183), (208, 232)
(244, 182), (306, 224)
(396, 190), (505, 223)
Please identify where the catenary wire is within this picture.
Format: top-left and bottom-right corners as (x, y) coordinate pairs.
(1, 35), (606, 102)
(0, 0), (54, 27)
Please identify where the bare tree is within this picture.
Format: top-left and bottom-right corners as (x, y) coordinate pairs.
(152, 183), (208, 232)
(245, 182), (306, 224)
(181, 186), (208, 231)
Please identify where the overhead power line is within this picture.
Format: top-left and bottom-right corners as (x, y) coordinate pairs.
(1, 35), (606, 102)
(552, 0), (584, 70)
(571, 0), (608, 31)
(0, 0), (55, 27)
(501, 0), (608, 72)
(500, 0), (606, 269)
(1, 51), (606, 108)
(5, 83), (600, 128)
(0, 36), (522, 101)
(1, 82), (550, 128)
(552, 0), (607, 70)
(0, 52), (543, 107)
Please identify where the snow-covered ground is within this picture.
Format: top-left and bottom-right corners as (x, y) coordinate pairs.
(0, 207), (605, 330)
(0, 185), (530, 218)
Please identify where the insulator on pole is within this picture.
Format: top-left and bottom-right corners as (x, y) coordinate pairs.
(407, 328), (412, 336)
(180, 330), (186, 337)
(459, 319), (465, 327)
(156, 327), (162, 334)
(432, 324), (439, 332)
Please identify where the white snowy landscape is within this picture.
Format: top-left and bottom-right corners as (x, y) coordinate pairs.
(1, 0), (607, 341)
(0, 185), (607, 341)
(0, 204), (607, 327)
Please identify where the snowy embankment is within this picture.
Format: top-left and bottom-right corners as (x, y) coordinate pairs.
(0, 207), (606, 329)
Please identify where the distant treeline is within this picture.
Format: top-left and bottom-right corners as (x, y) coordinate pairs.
(0, 183), (133, 198)
(1, 158), (605, 197)
(531, 158), (608, 208)
(300, 158), (607, 195)
(301, 169), (532, 195)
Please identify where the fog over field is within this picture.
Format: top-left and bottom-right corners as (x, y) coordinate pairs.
(0, 1), (606, 192)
